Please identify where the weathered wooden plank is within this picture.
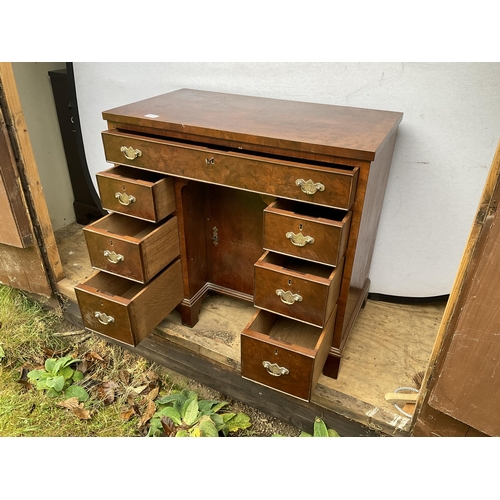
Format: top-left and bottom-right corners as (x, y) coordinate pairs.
(0, 62), (64, 286)
(0, 106), (33, 247)
(413, 140), (500, 437)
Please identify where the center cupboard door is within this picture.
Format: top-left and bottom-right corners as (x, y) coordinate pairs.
(0, 62), (64, 296)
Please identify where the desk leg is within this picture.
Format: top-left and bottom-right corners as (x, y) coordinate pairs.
(176, 286), (209, 328)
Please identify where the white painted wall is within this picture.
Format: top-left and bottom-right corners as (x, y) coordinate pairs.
(12, 62), (76, 231)
(73, 62), (500, 297)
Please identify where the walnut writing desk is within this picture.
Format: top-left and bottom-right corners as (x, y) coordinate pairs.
(75, 89), (403, 401)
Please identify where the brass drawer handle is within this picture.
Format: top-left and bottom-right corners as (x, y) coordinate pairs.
(263, 361), (289, 377)
(295, 178), (325, 195)
(205, 157), (215, 165)
(104, 250), (124, 264)
(115, 192), (136, 206)
(276, 289), (303, 305)
(120, 145), (142, 160)
(286, 231), (314, 247)
(95, 311), (114, 325)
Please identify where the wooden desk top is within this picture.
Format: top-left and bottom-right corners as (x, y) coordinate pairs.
(103, 89), (403, 162)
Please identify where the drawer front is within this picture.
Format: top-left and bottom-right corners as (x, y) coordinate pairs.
(263, 201), (351, 266)
(241, 332), (314, 401)
(83, 214), (180, 284)
(96, 165), (176, 222)
(254, 252), (342, 327)
(241, 309), (336, 401)
(75, 259), (183, 347)
(102, 130), (359, 210)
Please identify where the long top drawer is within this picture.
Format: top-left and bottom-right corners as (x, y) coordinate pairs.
(102, 130), (359, 210)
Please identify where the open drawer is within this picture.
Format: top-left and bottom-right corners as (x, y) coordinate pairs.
(254, 251), (343, 327)
(75, 259), (183, 347)
(83, 213), (180, 284)
(96, 165), (176, 222)
(263, 199), (351, 266)
(241, 307), (336, 401)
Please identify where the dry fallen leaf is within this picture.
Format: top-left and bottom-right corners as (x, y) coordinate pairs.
(138, 400), (157, 428)
(161, 416), (176, 437)
(119, 369), (130, 385)
(145, 370), (159, 382)
(120, 407), (136, 421)
(76, 359), (89, 374)
(57, 398), (91, 420)
(131, 384), (148, 395)
(142, 386), (159, 403)
(57, 397), (81, 410)
(85, 352), (104, 362)
(72, 406), (91, 420)
(97, 380), (118, 405)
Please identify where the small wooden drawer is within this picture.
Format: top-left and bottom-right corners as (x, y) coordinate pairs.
(263, 200), (351, 266)
(102, 129), (359, 210)
(83, 213), (180, 284)
(254, 251), (343, 327)
(75, 259), (183, 347)
(96, 165), (175, 222)
(241, 307), (336, 401)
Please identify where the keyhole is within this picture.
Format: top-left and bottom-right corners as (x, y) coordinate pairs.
(275, 350), (278, 356)
(288, 279), (292, 285)
(110, 241), (113, 246)
(299, 223), (303, 231)
(122, 184), (126, 191)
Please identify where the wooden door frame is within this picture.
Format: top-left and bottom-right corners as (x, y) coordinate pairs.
(412, 141), (500, 436)
(0, 62), (64, 295)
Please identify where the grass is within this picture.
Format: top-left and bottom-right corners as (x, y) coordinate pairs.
(0, 285), (191, 437)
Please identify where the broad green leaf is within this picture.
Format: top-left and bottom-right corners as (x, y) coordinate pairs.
(36, 380), (49, 391)
(175, 430), (190, 437)
(225, 413), (251, 433)
(64, 385), (89, 402)
(190, 426), (203, 437)
(52, 358), (65, 374)
(197, 400), (221, 412)
(27, 369), (44, 380)
(173, 400), (183, 415)
(328, 429), (340, 437)
(72, 371), (84, 382)
(46, 375), (65, 392)
(210, 413), (224, 429)
(211, 401), (229, 413)
(199, 418), (218, 437)
(60, 356), (80, 368)
(221, 412), (236, 423)
(147, 418), (164, 437)
(44, 358), (56, 374)
(60, 366), (74, 380)
(157, 393), (184, 405)
(182, 398), (200, 426)
(299, 431), (312, 437)
(313, 418), (329, 437)
(47, 388), (60, 398)
(180, 389), (198, 401)
(157, 406), (182, 426)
